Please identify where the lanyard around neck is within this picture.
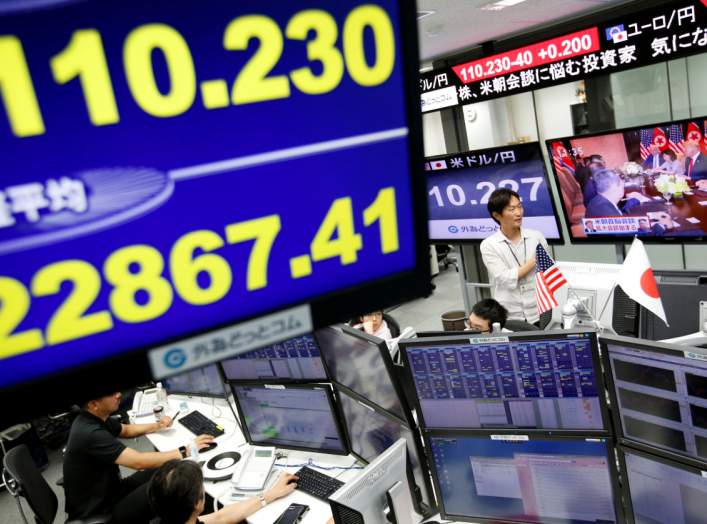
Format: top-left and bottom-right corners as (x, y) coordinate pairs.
(504, 237), (527, 267)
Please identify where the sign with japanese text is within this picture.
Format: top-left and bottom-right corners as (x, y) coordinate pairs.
(425, 143), (563, 242)
(420, 0), (707, 109)
(0, 0), (428, 401)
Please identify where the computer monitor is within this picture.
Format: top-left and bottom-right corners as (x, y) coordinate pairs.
(162, 364), (226, 398)
(640, 270), (707, 341)
(219, 334), (327, 382)
(549, 261), (639, 336)
(334, 386), (434, 513)
(315, 326), (410, 422)
(330, 438), (419, 524)
(400, 330), (608, 431)
(416, 330), (480, 338)
(602, 334), (707, 463)
(231, 383), (347, 455)
(427, 431), (620, 524)
(619, 444), (707, 524)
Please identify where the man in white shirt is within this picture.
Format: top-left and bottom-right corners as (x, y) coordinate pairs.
(480, 188), (549, 325)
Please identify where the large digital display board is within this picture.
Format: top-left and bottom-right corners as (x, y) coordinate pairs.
(0, 0), (428, 416)
(420, 0), (707, 110)
(425, 143), (563, 242)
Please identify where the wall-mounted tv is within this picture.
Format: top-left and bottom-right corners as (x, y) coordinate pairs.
(547, 117), (707, 242)
(425, 143), (563, 243)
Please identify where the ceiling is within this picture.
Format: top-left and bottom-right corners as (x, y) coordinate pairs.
(416, 0), (634, 66)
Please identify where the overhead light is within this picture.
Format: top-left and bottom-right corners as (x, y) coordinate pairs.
(480, 0), (528, 10)
(417, 10), (435, 20)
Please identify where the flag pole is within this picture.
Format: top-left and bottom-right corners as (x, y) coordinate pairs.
(596, 282), (618, 331)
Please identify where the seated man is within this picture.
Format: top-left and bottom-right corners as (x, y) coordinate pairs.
(63, 391), (214, 523)
(351, 311), (393, 340)
(148, 459), (301, 524)
(586, 169), (625, 218)
(467, 298), (509, 334)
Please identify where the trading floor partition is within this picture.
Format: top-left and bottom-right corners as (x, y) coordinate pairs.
(425, 430), (622, 524)
(618, 442), (707, 524)
(399, 330), (610, 433)
(602, 334), (707, 464)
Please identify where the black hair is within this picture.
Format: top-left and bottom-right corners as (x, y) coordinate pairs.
(471, 298), (508, 329)
(148, 460), (203, 524)
(487, 188), (521, 224)
(662, 149), (677, 161)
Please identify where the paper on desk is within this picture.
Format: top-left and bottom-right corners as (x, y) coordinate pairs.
(699, 200), (707, 206)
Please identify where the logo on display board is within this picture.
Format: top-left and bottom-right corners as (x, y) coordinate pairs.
(605, 24), (628, 43)
(447, 225), (459, 233)
(163, 348), (188, 369)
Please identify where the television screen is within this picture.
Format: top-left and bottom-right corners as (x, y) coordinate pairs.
(621, 446), (707, 524)
(547, 117), (707, 242)
(425, 143), (563, 242)
(603, 335), (707, 463)
(428, 432), (618, 524)
(401, 331), (606, 431)
(220, 334), (326, 382)
(163, 364), (225, 398)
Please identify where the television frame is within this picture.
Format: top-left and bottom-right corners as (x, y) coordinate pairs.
(162, 363), (229, 399)
(399, 329), (612, 434)
(332, 383), (437, 514)
(423, 428), (624, 524)
(617, 440), (707, 524)
(546, 115), (707, 244)
(230, 382), (349, 456)
(219, 333), (327, 384)
(424, 142), (566, 245)
(600, 333), (707, 462)
(316, 324), (416, 427)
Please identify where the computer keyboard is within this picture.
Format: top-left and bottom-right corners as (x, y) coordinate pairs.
(177, 410), (225, 437)
(293, 466), (344, 501)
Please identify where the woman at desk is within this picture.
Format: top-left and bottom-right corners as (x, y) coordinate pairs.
(149, 460), (302, 524)
(651, 149), (683, 176)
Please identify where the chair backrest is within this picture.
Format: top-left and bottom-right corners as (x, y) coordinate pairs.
(3, 444), (57, 524)
(383, 313), (401, 338)
(504, 319), (540, 332)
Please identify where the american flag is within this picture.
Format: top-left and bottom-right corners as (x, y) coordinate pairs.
(669, 124), (685, 155)
(535, 244), (567, 315)
(639, 128), (653, 160)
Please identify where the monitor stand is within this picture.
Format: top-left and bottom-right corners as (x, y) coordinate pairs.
(386, 481), (421, 524)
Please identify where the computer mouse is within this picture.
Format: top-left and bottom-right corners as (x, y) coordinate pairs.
(202, 442), (218, 452)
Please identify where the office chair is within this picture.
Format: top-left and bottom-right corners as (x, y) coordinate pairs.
(2, 444), (110, 524)
(504, 319), (540, 332)
(382, 313), (401, 338)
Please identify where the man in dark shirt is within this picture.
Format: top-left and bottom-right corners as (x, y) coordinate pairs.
(63, 391), (213, 523)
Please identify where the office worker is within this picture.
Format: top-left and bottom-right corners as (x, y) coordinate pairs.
(480, 188), (549, 326)
(63, 391), (214, 523)
(684, 141), (707, 183)
(586, 169), (625, 218)
(467, 298), (509, 334)
(148, 460), (299, 524)
(353, 311), (393, 340)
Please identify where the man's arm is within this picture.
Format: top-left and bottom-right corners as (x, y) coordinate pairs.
(115, 434), (214, 470)
(119, 416), (173, 438)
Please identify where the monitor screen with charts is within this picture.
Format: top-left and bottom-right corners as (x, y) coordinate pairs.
(401, 331), (606, 430)
(428, 432), (618, 524)
(620, 445), (707, 524)
(335, 387), (433, 510)
(231, 384), (347, 454)
(163, 364), (225, 398)
(604, 336), (707, 463)
(220, 334), (326, 382)
(316, 326), (408, 421)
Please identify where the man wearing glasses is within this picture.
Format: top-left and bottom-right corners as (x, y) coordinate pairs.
(480, 188), (549, 326)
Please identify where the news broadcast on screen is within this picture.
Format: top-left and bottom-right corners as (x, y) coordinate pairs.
(548, 117), (707, 241)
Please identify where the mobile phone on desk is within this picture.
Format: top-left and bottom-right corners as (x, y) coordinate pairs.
(274, 503), (309, 524)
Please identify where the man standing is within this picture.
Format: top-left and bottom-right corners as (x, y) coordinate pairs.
(63, 391), (213, 523)
(480, 188), (549, 326)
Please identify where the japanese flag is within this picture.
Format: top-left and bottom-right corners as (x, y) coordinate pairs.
(430, 159), (448, 170)
(616, 237), (668, 326)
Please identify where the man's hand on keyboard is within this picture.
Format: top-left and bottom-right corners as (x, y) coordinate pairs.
(264, 473), (299, 503)
(188, 434), (215, 455)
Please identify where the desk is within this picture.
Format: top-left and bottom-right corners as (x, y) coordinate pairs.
(130, 395), (358, 524)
